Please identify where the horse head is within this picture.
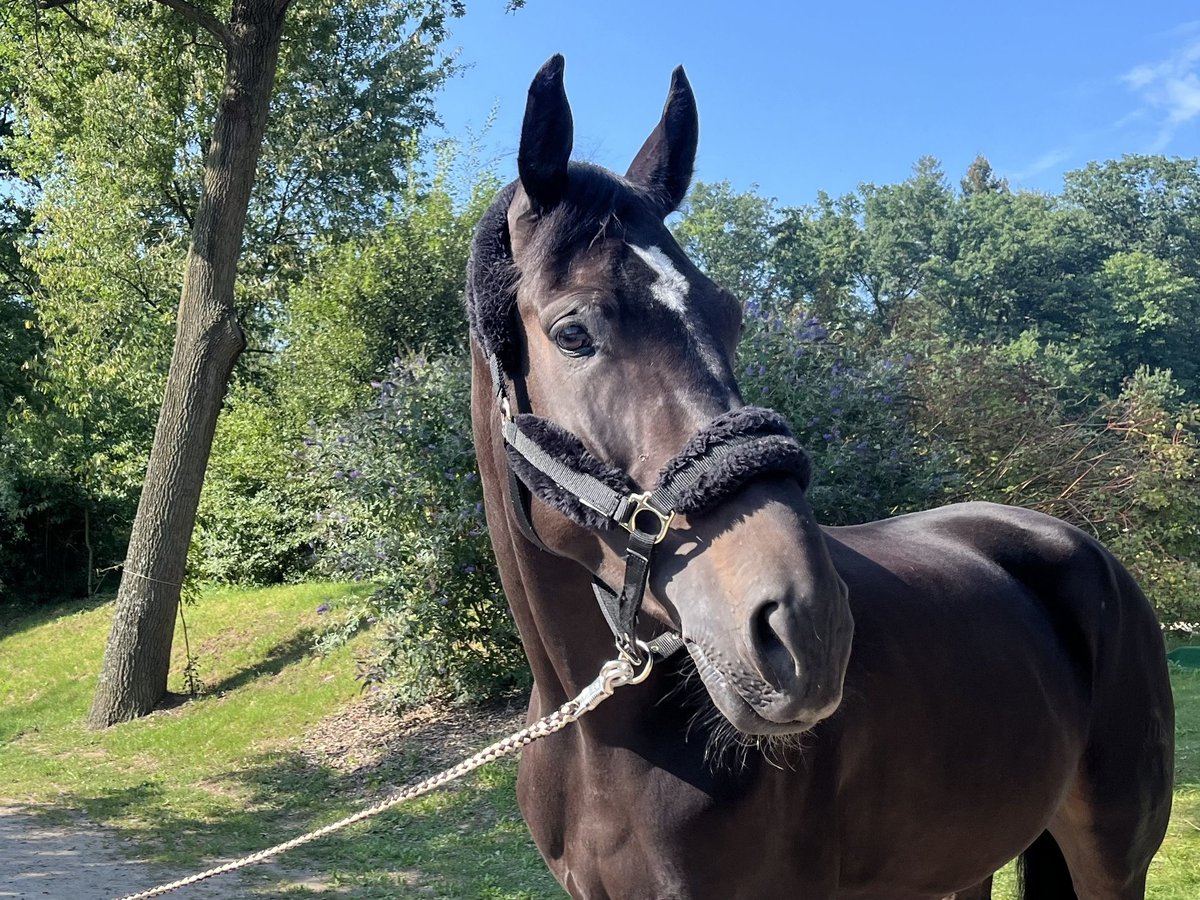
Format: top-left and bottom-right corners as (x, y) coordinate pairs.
(469, 55), (853, 737)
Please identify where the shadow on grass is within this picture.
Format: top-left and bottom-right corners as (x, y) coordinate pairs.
(0, 594), (114, 643)
(204, 629), (321, 697)
(29, 712), (561, 899)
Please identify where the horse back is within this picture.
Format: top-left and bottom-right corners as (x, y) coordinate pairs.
(817, 501), (1173, 895)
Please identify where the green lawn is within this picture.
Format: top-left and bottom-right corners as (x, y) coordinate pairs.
(1, 586), (1198, 897)
(0, 584), (557, 898)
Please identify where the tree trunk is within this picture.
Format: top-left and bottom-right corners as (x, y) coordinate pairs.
(88, 0), (289, 728)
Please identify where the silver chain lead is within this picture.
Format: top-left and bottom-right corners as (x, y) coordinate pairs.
(114, 653), (651, 900)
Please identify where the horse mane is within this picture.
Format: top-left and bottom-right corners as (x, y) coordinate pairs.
(465, 164), (640, 376)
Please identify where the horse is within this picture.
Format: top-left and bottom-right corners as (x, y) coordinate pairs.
(465, 55), (1174, 899)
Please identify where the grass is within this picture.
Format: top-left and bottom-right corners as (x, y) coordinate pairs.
(1, 587), (1199, 897)
(0, 584), (558, 898)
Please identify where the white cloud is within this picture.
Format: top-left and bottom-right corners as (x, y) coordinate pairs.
(1121, 25), (1200, 147)
(1010, 148), (1072, 183)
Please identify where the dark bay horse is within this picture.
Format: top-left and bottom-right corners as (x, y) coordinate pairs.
(467, 55), (1174, 899)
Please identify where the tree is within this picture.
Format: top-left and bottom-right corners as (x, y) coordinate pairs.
(83, 0), (296, 727)
(960, 154), (1008, 196)
(673, 181), (780, 307)
(1063, 155), (1200, 279)
(856, 157), (952, 337)
(1085, 251), (1200, 395)
(926, 190), (1097, 345)
(774, 191), (866, 330)
(4, 0), (461, 722)
(195, 160), (497, 584)
(4, 0), (459, 604)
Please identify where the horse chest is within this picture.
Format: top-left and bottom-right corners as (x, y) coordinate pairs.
(517, 730), (843, 899)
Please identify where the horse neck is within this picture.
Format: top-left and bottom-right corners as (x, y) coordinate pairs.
(470, 351), (629, 709)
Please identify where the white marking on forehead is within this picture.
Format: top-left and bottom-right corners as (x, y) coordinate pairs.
(630, 244), (690, 315)
(629, 243), (727, 385)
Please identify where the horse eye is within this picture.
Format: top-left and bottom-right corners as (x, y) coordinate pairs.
(554, 323), (593, 355)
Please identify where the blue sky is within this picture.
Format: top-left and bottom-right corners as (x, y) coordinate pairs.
(432, 1), (1200, 207)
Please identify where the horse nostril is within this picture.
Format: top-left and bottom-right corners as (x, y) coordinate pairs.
(751, 601), (803, 690)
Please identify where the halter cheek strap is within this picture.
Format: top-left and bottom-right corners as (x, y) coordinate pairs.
(483, 350), (810, 665)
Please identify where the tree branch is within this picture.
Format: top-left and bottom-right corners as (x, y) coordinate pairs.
(36, 0), (91, 31)
(149, 0), (233, 49)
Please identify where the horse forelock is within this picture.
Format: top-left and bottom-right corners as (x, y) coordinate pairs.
(467, 164), (653, 376)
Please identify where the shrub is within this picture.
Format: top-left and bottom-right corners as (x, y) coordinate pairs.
(306, 351), (526, 706)
(737, 305), (942, 524)
(194, 383), (319, 584)
(913, 340), (1200, 625)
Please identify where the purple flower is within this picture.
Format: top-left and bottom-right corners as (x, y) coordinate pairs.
(316, 603), (331, 615)
(829, 386), (842, 399)
(462, 564), (477, 574)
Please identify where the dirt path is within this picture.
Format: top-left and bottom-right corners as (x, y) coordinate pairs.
(0, 699), (528, 898)
(0, 806), (327, 899)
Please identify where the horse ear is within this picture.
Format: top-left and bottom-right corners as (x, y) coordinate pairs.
(626, 66), (699, 217)
(518, 54), (574, 213)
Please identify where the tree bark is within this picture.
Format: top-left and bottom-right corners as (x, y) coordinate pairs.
(88, 0), (289, 728)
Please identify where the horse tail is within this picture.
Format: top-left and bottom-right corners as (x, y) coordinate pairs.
(1017, 831), (1076, 900)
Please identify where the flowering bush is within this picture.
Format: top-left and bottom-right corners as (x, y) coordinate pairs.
(737, 306), (943, 525)
(305, 351), (527, 706)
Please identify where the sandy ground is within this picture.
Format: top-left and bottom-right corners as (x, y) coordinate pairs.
(0, 806), (291, 899)
(0, 806), (331, 899)
(0, 699), (527, 899)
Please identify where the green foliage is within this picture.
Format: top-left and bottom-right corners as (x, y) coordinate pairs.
(0, 0), (464, 599)
(1063, 155), (1200, 280)
(279, 161), (498, 418)
(739, 310), (940, 524)
(1086, 251), (1200, 395)
(674, 181), (779, 305)
(927, 190), (1097, 344)
(773, 191), (865, 330)
(913, 340), (1200, 623)
(193, 384), (320, 584)
(194, 159), (495, 584)
(306, 352), (526, 706)
(855, 157), (953, 335)
(1101, 371), (1200, 627)
(674, 169), (1200, 625)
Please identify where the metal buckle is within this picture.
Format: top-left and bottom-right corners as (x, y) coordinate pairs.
(619, 492), (675, 544)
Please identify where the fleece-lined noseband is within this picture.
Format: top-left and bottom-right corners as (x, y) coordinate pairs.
(470, 184), (811, 664)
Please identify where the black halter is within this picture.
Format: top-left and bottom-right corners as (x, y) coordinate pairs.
(481, 351), (811, 666)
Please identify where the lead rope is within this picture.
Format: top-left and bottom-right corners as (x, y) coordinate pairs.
(114, 648), (666, 900)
